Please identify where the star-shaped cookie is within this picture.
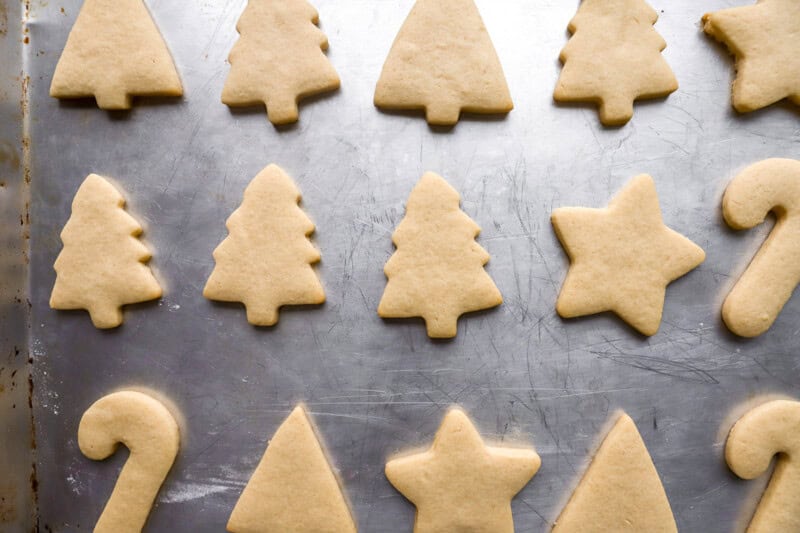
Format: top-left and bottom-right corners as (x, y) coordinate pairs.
(385, 408), (540, 533)
(703, 0), (800, 112)
(551, 175), (705, 336)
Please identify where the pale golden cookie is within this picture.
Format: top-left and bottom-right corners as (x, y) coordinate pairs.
(378, 172), (502, 338)
(553, 413), (677, 532)
(374, 0), (513, 126)
(385, 407), (540, 533)
(554, 0), (678, 126)
(726, 399), (800, 533)
(50, 0), (182, 109)
(551, 174), (705, 336)
(227, 405), (356, 533)
(79, 390), (180, 533)
(722, 158), (800, 337)
(50, 174), (162, 329)
(222, 0), (340, 125)
(204, 164), (325, 326)
(703, 0), (800, 113)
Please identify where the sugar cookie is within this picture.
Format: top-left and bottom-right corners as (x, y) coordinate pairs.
(554, 0), (678, 126)
(50, 0), (182, 109)
(551, 174), (705, 336)
(222, 0), (340, 125)
(79, 390), (180, 533)
(553, 413), (677, 532)
(726, 399), (800, 532)
(50, 174), (162, 329)
(227, 405), (356, 533)
(374, 0), (513, 126)
(722, 159), (800, 337)
(378, 172), (502, 338)
(703, 0), (800, 113)
(385, 407), (540, 533)
(204, 164), (324, 326)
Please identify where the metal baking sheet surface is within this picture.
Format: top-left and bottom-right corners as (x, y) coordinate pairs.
(0, 0), (35, 530)
(26, 0), (800, 531)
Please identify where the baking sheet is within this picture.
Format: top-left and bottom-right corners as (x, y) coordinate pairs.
(24, 0), (800, 531)
(0, 0), (35, 530)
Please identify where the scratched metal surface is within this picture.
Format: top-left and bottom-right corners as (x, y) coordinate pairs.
(24, 0), (800, 531)
(0, 0), (35, 530)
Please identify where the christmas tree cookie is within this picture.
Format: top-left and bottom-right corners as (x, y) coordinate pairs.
(374, 0), (513, 126)
(386, 407), (540, 533)
(726, 399), (800, 532)
(227, 405), (356, 533)
(222, 0), (340, 125)
(378, 172), (502, 338)
(50, 0), (182, 109)
(553, 414), (677, 532)
(204, 164), (325, 326)
(50, 174), (162, 328)
(703, 0), (800, 113)
(554, 0), (678, 126)
(551, 175), (705, 336)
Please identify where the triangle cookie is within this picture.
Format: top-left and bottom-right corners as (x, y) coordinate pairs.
(374, 0), (512, 125)
(50, 0), (182, 109)
(227, 405), (356, 533)
(553, 414), (677, 532)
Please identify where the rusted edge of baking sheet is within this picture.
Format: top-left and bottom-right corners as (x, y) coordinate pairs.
(0, 0), (36, 530)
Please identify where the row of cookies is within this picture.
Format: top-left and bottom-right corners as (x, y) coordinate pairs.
(50, 159), (800, 339)
(50, 0), (798, 126)
(77, 389), (800, 531)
